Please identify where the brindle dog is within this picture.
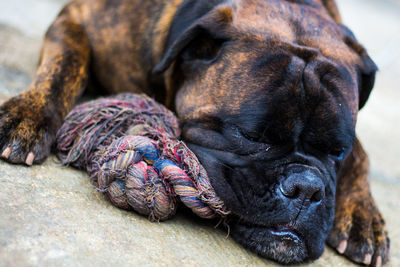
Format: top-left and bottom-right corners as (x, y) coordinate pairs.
(0, 0), (389, 265)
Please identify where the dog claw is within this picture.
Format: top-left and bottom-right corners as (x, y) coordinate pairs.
(375, 256), (382, 267)
(363, 253), (372, 265)
(25, 152), (35, 166)
(337, 240), (347, 254)
(1, 147), (12, 159)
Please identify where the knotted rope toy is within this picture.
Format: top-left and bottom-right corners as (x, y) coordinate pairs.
(55, 93), (230, 221)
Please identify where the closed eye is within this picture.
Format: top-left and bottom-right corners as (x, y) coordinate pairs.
(233, 126), (259, 143)
(328, 147), (350, 161)
(228, 125), (279, 156)
(305, 142), (349, 162)
(181, 30), (226, 62)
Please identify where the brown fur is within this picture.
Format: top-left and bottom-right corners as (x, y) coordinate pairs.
(0, 0), (388, 265)
(328, 138), (389, 265)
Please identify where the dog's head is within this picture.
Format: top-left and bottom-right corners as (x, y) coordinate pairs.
(153, 0), (376, 263)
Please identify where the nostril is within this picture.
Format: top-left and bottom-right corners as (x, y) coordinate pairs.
(310, 189), (323, 203)
(279, 183), (299, 199)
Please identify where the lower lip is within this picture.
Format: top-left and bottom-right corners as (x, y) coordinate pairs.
(269, 229), (302, 244)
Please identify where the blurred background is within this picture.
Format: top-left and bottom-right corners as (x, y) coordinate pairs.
(0, 0), (399, 266)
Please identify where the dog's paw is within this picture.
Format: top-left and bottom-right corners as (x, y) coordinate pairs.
(0, 94), (58, 165)
(327, 192), (390, 266)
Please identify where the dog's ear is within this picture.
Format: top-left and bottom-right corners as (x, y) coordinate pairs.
(342, 27), (378, 110)
(321, 0), (342, 23)
(357, 52), (377, 110)
(152, 24), (208, 74)
(153, 3), (232, 74)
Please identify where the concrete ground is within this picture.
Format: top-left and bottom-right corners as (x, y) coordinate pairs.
(0, 0), (399, 266)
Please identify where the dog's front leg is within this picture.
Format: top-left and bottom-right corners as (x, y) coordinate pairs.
(327, 138), (389, 266)
(0, 4), (90, 165)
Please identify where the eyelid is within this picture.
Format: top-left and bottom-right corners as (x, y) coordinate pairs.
(181, 34), (227, 62)
(232, 125), (259, 142)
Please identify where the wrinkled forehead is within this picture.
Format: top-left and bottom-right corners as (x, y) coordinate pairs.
(229, 0), (360, 65)
(175, 0), (362, 126)
(177, 43), (358, 123)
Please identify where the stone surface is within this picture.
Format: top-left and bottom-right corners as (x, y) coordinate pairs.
(0, 0), (399, 266)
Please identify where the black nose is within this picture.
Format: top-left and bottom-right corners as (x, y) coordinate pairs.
(280, 171), (325, 202)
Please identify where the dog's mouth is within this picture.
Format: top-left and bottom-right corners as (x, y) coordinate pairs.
(184, 138), (332, 263)
(231, 222), (309, 264)
(269, 224), (303, 244)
